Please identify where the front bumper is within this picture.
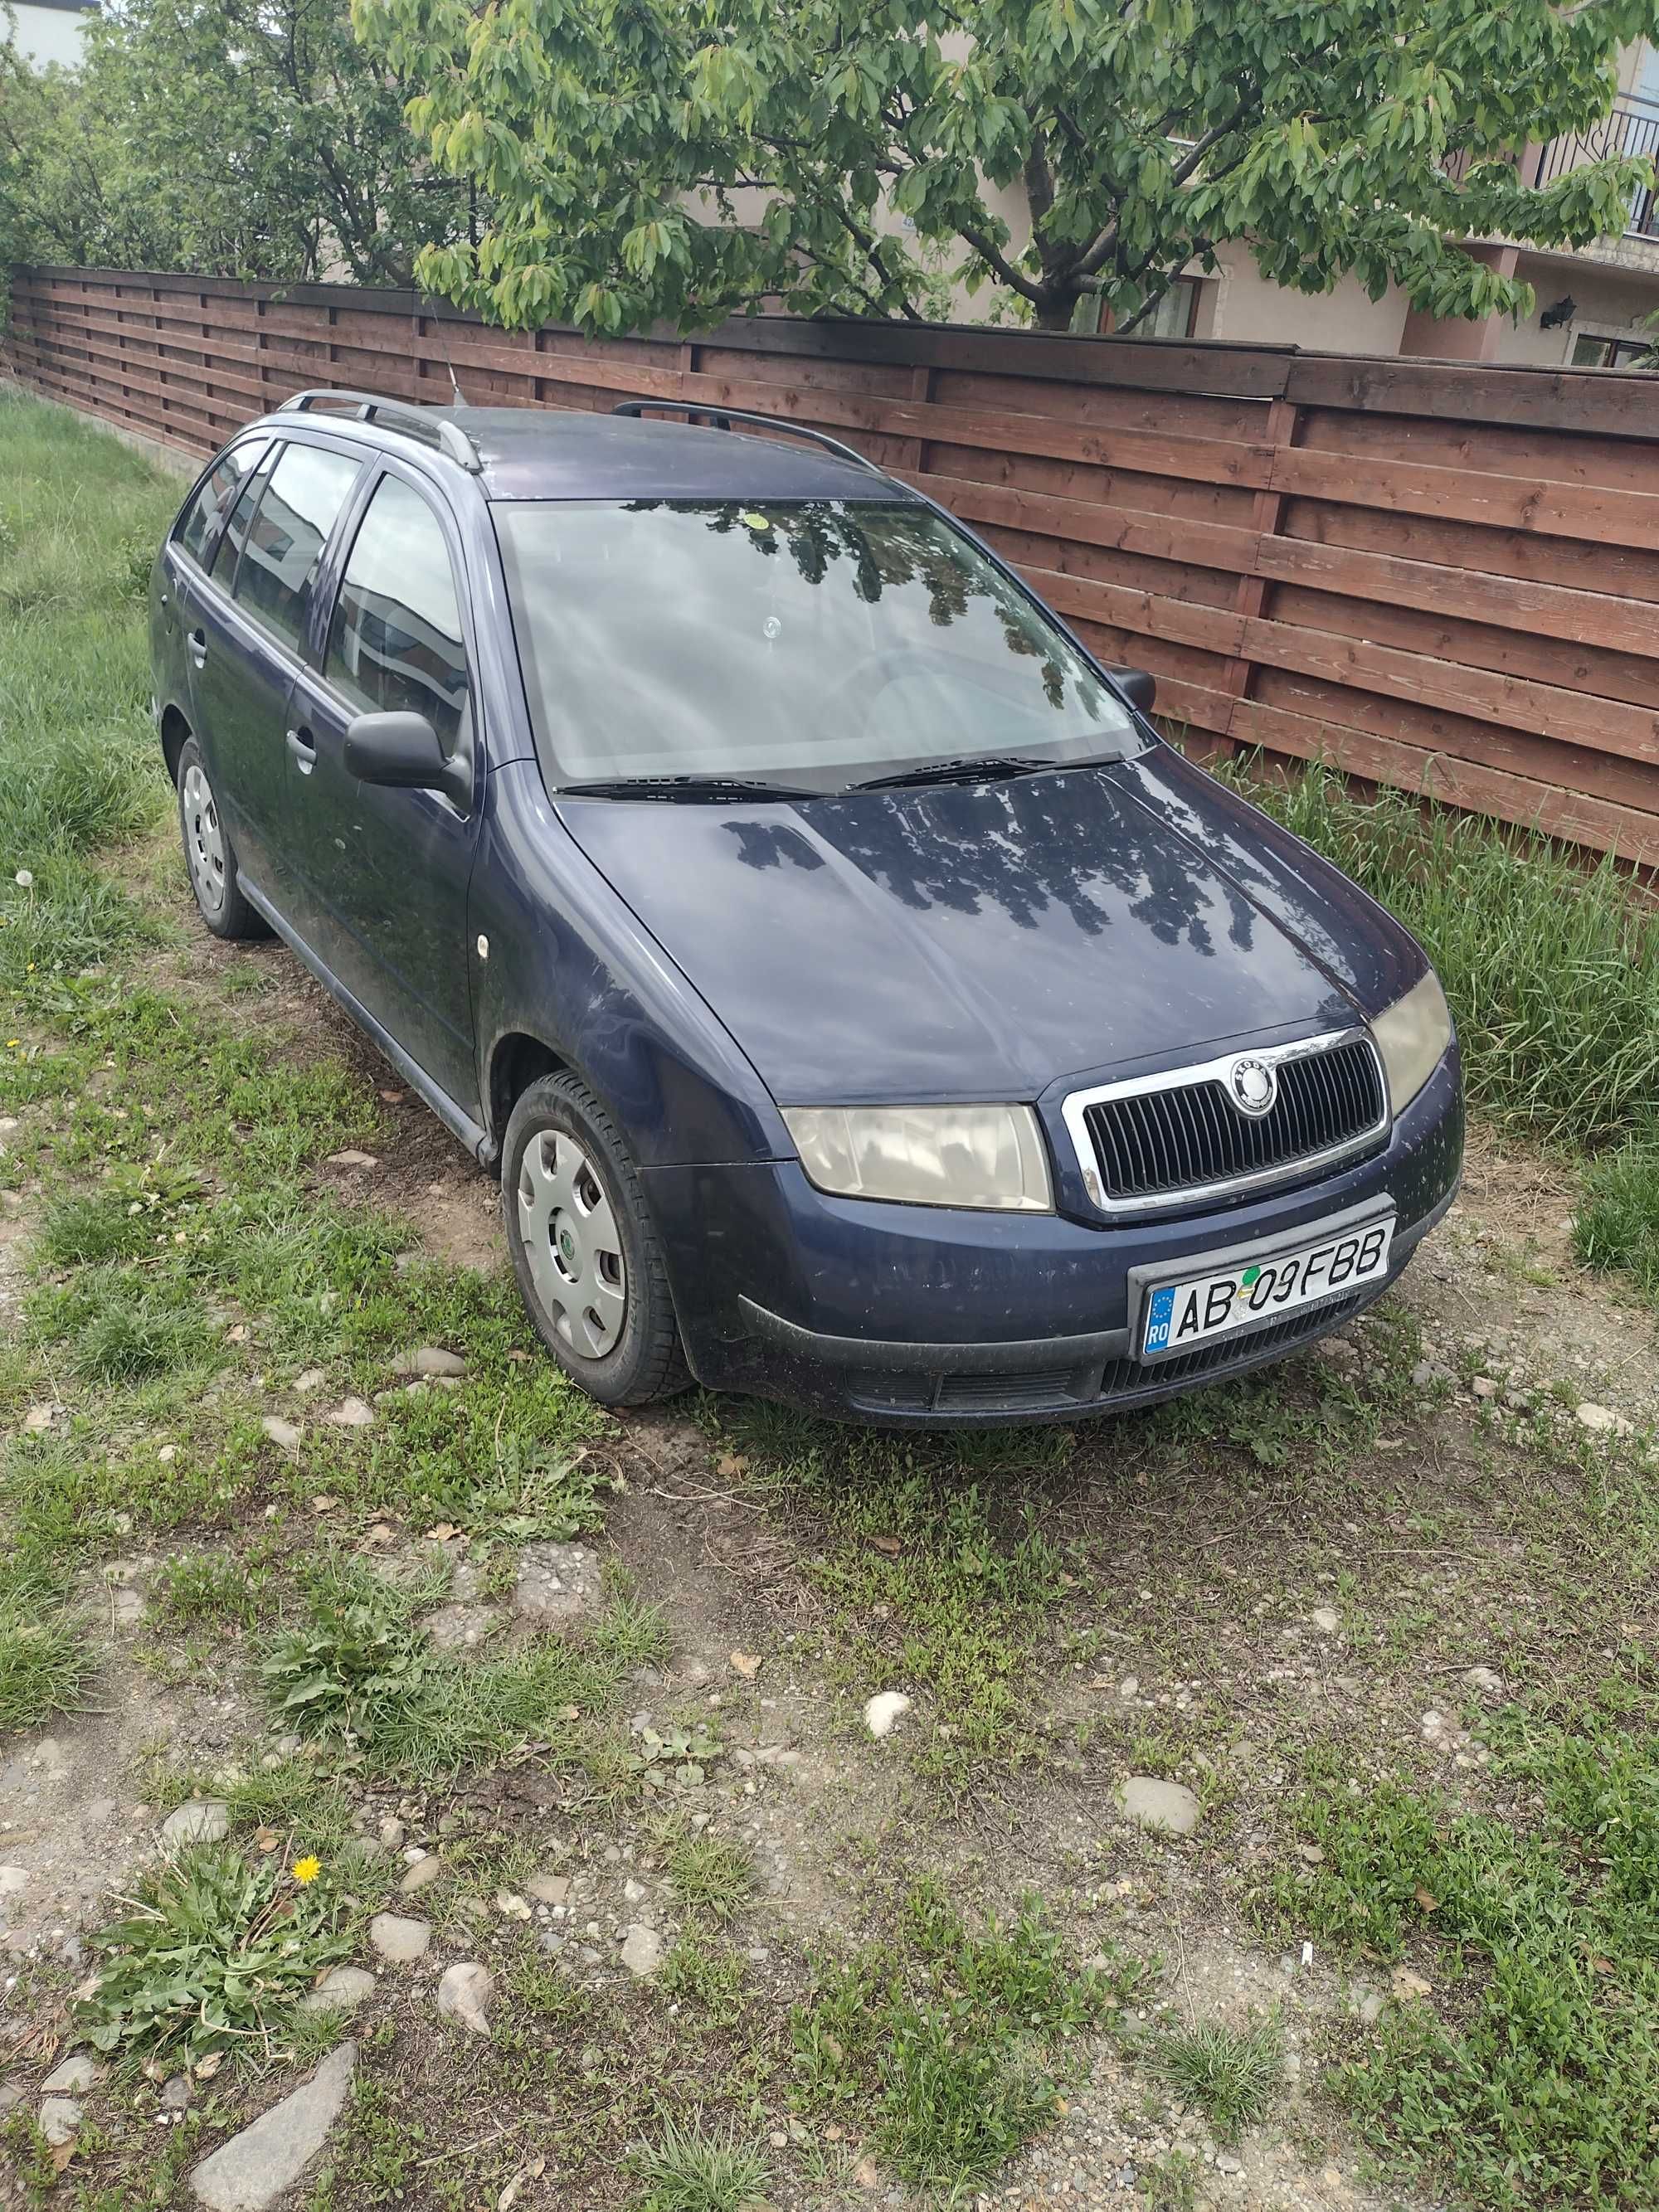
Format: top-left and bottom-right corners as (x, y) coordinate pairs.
(644, 1048), (1463, 1424)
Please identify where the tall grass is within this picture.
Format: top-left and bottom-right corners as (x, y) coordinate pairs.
(1218, 761), (1659, 1152)
(0, 391), (182, 999)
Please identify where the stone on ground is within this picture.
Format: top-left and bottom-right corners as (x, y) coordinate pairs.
(161, 1800), (229, 1846)
(513, 1540), (601, 1624)
(324, 1397), (375, 1430)
(1309, 1606), (1340, 1633)
(299, 1966), (377, 2015)
(39, 2096), (83, 2146)
(325, 1150), (378, 1170)
(435, 1960), (493, 2034)
(41, 2054), (100, 2095)
(1575, 1401), (1632, 1435)
(620, 1924), (664, 1977)
(863, 1690), (911, 1738)
(189, 2040), (356, 2210)
(1115, 1775), (1201, 1837)
(399, 1855), (445, 1896)
(368, 1913), (431, 1963)
(527, 1872), (569, 1905)
(260, 1415), (301, 1452)
(390, 1345), (466, 1378)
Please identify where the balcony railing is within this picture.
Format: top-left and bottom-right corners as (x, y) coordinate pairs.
(1532, 93), (1659, 240)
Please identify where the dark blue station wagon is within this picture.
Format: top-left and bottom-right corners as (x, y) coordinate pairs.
(150, 391), (1463, 1423)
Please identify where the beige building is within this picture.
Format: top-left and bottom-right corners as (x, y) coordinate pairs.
(1133, 39), (1659, 364)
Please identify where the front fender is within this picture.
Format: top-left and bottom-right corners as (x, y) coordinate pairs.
(470, 760), (789, 1169)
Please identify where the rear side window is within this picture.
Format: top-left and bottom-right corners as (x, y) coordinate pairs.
(209, 447), (279, 587)
(325, 474), (470, 758)
(174, 440), (268, 567)
(233, 443), (360, 652)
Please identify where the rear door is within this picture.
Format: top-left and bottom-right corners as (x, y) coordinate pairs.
(187, 438), (362, 911)
(283, 462), (483, 1116)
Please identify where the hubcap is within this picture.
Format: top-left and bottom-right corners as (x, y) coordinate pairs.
(517, 1128), (627, 1359)
(181, 762), (226, 914)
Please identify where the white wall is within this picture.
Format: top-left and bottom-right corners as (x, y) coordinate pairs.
(5, 2), (95, 69)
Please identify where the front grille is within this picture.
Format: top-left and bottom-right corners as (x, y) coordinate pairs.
(1081, 1037), (1384, 1205)
(1098, 1287), (1366, 1396)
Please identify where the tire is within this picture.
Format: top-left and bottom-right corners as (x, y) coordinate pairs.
(176, 737), (266, 941)
(502, 1070), (688, 1407)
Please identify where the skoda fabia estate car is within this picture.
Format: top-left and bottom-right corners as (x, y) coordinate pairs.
(149, 389), (1462, 1424)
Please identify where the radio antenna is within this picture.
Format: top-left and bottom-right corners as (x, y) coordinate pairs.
(422, 295), (470, 408)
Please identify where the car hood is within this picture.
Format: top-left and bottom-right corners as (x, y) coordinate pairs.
(557, 761), (1365, 1102)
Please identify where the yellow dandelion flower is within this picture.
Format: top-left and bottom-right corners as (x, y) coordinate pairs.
(291, 1855), (322, 1885)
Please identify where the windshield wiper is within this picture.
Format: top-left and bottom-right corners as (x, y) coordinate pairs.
(847, 754), (1063, 793)
(556, 774), (821, 802)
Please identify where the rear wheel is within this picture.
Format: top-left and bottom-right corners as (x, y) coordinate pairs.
(176, 737), (265, 941)
(502, 1070), (688, 1407)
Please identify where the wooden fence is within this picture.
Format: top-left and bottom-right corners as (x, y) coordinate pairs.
(7, 263), (1659, 868)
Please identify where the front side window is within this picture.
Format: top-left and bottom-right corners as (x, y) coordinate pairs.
(492, 498), (1141, 791)
(233, 442), (360, 652)
(174, 439), (268, 568)
(325, 474), (470, 758)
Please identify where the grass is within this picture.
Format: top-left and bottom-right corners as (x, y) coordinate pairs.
(664, 1827), (754, 1922)
(792, 1879), (1145, 2190)
(1259, 1663), (1659, 2208)
(1219, 761), (1659, 1152)
(629, 2117), (773, 2212)
(1574, 1141), (1659, 1302)
(0, 1570), (92, 1731)
(1155, 2015), (1285, 2143)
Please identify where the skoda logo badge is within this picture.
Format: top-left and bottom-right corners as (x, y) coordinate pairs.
(1228, 1056), (1277, 1117)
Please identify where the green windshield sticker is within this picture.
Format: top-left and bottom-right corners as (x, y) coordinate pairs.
(739, 510), (772, 532)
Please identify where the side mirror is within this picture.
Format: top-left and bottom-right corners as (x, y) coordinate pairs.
(1112, 667), (1157, 716)
(343, 711), (470, 807)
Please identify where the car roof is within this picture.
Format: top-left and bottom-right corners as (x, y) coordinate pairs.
(255, 399), (912, 504)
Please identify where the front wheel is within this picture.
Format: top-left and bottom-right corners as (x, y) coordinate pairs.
(176, 737), (265, 941)
(502, 1070), (688, 1407)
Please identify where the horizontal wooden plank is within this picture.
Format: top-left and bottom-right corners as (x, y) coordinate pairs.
(1252, 666), (1659, 817)
(1272, 444), (1659, 553)
(1296, 401), (1659, 498)
(905, 470), (1260, 578)
(1275, 493), (1659, 607)
(1263, 577), (1659, 713)
(1286, 353), (1659, 443)
(1231, 696), (1659, 865)
(1259, 532), (1659, 662)
(1240, 607), (1659, 769)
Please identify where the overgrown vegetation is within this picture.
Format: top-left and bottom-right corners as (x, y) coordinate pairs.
(1220, 764), (1659, 1153)
(792, 1881), (1144, 2189)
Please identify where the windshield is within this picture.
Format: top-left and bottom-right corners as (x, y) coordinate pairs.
(493, 498), (1143, 791)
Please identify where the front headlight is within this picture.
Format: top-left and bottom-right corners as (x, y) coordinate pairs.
(1371, 969), (1452, 1112)
(781, 1103), (1053, 1211)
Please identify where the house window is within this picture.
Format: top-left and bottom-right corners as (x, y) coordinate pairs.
(1570, 332), (1655, 368)
(1086, 276), (1204, 340)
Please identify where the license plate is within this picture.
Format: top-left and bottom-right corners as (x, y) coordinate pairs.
(1141, 1213), (1394, 1359)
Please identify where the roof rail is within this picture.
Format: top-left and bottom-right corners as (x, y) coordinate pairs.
(612, 400), (888, 479)
(278, 388), (483, 474)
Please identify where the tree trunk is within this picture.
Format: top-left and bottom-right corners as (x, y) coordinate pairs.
(1034, 289), (1079, 332)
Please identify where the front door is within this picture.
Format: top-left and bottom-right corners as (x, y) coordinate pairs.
(187, 438), (362, 911)
(284, 464), (482, 1118)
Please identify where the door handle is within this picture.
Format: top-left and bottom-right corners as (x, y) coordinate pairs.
(286, 727), (318, 776)
(187, 628), (207, 669)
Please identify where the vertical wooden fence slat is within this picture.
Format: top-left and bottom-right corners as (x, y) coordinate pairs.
(4, 263), (1658, 867)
